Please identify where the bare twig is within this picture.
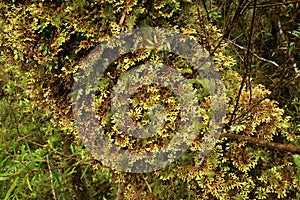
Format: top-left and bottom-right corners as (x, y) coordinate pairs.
(293, 62), (300, 78)
(227, 0), (257, 128)
(244, 0), (257, 104)
(143, 176), (152, 193)
(200, 0), (211, 21)
(277, 21), (300, 78)
(285, 2), (297, 60)
(16, 133), (34, 141)
(226, 39), (279, 67)
(221, 133), (300, 153)
(210, 0), (250, 56)
(195, 0), (206, 49)
(278, 20), (286, 41)
(46, 155), (57, 200)
(119, 8), (127, 26)
(119, 1), (131, 26)
(249, 0), (300, 8)
(277, 1), (299, 101)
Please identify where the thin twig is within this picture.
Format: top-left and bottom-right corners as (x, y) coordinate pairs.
(143, 176), (152, 193)
(210, 0), (250, 56)
(293, 62), (300, 78)
(278, 9), (300, 78)
(278, 20), (286, 41)
(244, 0), (257, 104)
(195, 0), (206, 49)
(46, 155), (57, 200)
(119, 1), (129, 26)
(226, 39), (279, 67)
(227, 0), (257, 128)
(16, 133), (34, 142)
(274, 2), (300, 102)
(200, 0), (210, 21)
(119, 9), (127, 26)
(249, 0), (300, 8)
(285, 2), (298, 61)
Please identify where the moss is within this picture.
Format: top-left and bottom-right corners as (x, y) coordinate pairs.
(1, 0), (299, 199)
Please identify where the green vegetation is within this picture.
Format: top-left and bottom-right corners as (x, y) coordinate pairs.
(0, 0), (300, 199)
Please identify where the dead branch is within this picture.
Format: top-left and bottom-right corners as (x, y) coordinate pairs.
(226, 39), (280, 67)
(221, 133), (300, 154)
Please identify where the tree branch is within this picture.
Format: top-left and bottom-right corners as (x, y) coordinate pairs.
(221, 133), (300, 154)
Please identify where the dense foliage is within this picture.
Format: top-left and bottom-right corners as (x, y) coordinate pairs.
(0, 0), (299, 199)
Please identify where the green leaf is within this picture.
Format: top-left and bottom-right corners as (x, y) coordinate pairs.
(293, 154), (300, 169)
(48, 64), (53, 70)
(56, 36), (66, 44)
(24, 141), (32, 157)
(292, 30), (300, 38)
(294, 155), (300, 186)
(14, 54), (19, 60)
(288, 43), (295, 56)
(80, 166), (90, 180)
(70, 144), (75, 154)
(179, 68), (193, 74)
(36, 22), (46, 31)
(26, 176), (32, 191)
(38, 44), (44, 52)
(0, 177), (10, 181)
(52, 170), (62, 187)
(5, 177), (19, 200)
(32, 158), (46, 162)
(0, 157), (9, 168)
(42, 48), (48, 56)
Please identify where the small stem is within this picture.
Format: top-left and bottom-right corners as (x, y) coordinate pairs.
(226, 39), (279, 67)
(46, 155), (57, 200)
